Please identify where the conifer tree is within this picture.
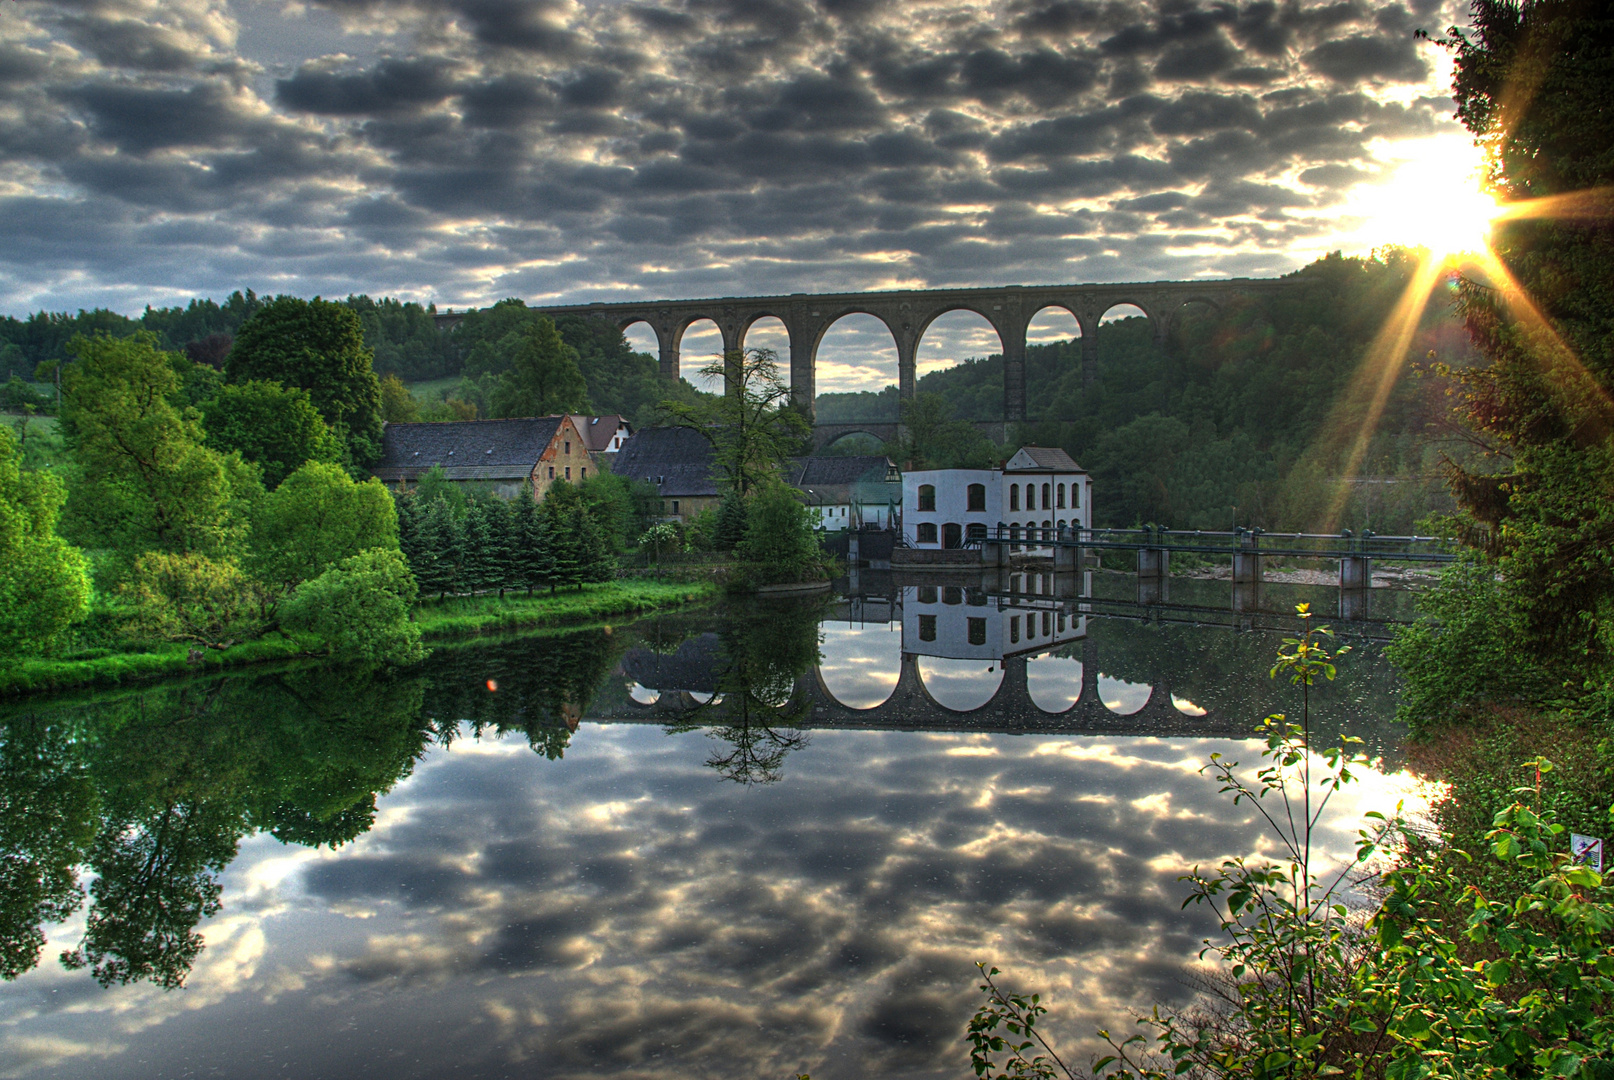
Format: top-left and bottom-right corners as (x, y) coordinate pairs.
(545, 499), (583, 590)
(512, 486), (554, 594)
(394, 492), (425, 579)
(479, 496), (515, 598)
(460, 499), (496, 595)
(715, 491), (748, 551)
(575, 507), (615, 584)
(417, 499), (463, 599)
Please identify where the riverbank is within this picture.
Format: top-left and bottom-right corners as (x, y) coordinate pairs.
(0, 579), (717, 699)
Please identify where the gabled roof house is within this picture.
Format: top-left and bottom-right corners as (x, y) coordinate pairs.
(372, 415), (598, 500)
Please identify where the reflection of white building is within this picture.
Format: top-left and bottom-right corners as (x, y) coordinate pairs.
(900, 583), (1086, 661)
(902, 446), (1092, 549)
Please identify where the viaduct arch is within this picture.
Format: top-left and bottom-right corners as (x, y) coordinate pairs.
(434, 279), (1288, 424)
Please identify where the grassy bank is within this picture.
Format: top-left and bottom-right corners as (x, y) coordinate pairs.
(411, 580), (716, 638)
(0, 579), (716, 699)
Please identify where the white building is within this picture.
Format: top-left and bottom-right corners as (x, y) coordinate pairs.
(901, 446), (1091, 549)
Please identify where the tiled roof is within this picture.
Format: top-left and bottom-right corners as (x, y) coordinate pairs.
(787, 455), (896, 486)
(568, 413), (629, 453)
(1005, 445), (1083, 472)
(611, 426), (721, 497)
(373, 416), (564, 481)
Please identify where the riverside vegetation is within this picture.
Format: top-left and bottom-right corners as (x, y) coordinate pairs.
(0, 296), (726, 698)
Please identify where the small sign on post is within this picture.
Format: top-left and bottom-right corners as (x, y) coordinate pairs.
(1571, 833), (1604, 873)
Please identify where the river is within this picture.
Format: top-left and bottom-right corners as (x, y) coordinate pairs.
(0, 571), (1423, 1079)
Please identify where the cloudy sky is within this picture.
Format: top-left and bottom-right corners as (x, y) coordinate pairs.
(2, 0), (1471, 333)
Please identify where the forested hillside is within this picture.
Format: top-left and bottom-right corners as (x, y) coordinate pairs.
(818, 250), (1474, 532)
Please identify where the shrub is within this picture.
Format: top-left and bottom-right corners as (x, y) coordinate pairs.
(280, 549), (423, 666)
(120, 551), (267, 650)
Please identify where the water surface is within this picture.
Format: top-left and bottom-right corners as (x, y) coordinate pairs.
(0, 573), (1416, 1078)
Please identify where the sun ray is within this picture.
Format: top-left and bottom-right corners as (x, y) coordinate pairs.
(1457, 244), (1614, 413)
(1319, 253), (1448, 532)
(1492, 185), (1614, 224)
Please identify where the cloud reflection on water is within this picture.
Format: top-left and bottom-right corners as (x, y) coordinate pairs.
(0, 720), (1426, 1080)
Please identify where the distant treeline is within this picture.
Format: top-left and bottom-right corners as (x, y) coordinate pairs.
(1, 293), (681, 426)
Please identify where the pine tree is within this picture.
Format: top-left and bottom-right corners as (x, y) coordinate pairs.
(575, 507), (615, 584)
(394, 492), (426, 579)
(715, 491), (748, 551)
(480, 496), (515, 597)
(511, 486), (554, 594)
(417, 499), (463, 599)
(460, 499), (496, 595)
(546, 500), (583, 591)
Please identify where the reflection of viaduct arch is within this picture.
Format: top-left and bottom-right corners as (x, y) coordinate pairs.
(433, 279), (1287, 424)
(607, 638), (1253, 738)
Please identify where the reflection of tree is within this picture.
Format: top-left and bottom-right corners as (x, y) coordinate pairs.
(424, 628), (623, 760)
(61, 798), (240, 988)
(0, 666), (432, 988)
(0, 715), (96, 979)
(667, 599), (824, 785)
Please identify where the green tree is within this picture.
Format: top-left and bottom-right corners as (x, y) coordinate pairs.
(415, 498), (463, 598)
(489, 317), (589, 418)
(511, 486), (555, 594)
(59, 332), (257, 564)
(120, 552), (268, 650)
(1406, 0), (1614, 703)
(377, 372), (421, 423)
(661, 348), (810, 496)
(459, 498), (498, 595)
(248, 461), (398, 598)
(0, 427), (90, 655)
(734, 479), (823, 585)
(280, 548), (424, 666)
(714, 490), (749, 551)
(227, 297), (385, 466)
(200, 380), (342, 489)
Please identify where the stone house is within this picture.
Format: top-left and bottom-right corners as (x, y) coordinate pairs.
(610, 426), (723, 522)
(372, 415), (598, 500)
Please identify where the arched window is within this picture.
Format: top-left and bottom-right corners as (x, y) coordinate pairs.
(1042, 483), (1052, 509)
(1009, 484), (1019, 511)
(966, 483), (985, 512)
(917, 484), (936, 512)
(1009, 523), (1021, 541)
(917, 522), (938, 544)
(919, 614), (937, 642)
(1057, 483), (1066, 509)
(966, 522), (986, 541)
(1024, 483), (1035, 511)
(1072, 483), (1081, 509)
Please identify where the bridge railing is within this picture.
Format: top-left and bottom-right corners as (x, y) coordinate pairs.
(975, 525), (1456, 562)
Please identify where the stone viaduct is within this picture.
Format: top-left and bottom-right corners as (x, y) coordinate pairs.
(434, 278), (1289, 447)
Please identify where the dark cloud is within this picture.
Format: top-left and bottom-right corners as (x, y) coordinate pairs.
(276, 58), (459, 115)
(0, 0), (1467, 315)
(1303, 32), (1430, 82)
(70, 80), (262, 154)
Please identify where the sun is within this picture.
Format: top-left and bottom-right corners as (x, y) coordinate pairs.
(1347, 136), (1501, 258)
